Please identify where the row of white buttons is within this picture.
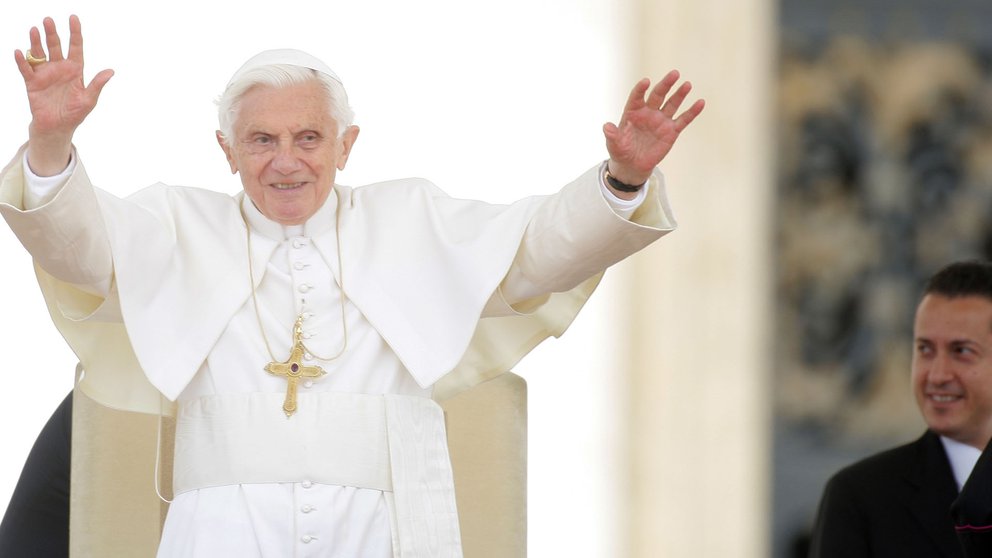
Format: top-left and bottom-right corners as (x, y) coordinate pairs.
(299, 480), (316, 544)
(288, 237), (332, 383)
(299, 310), (317, 362)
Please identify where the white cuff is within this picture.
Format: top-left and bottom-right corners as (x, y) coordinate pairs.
(597, 161), (648, 220)
(22, 150), (76, 209)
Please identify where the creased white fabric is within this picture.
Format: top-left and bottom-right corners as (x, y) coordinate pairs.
(168, 392), (462, 557)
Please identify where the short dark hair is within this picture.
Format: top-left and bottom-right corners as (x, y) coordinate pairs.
(923, 260), (992, 301)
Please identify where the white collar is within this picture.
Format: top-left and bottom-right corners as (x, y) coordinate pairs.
(240, 187), (339, 241)
(940, 435), (983, 491)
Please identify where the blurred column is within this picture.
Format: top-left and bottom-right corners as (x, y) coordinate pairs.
(617, 1), (775, 557)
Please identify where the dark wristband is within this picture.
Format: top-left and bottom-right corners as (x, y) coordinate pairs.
(604, 165), (645, 193)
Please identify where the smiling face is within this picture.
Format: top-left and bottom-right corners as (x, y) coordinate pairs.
(218, 80), (359, 225)
(912, 294), (992, 449)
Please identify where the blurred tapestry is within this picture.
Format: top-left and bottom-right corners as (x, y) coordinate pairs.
(776, 17), (992, 443)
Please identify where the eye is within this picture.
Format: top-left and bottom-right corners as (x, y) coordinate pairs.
(298, 132), (322, 147)
(243, 134), (275, 154)
(953, 345), (976, 357)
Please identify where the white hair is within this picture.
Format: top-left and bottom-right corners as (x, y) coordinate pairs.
(216, 64), (355, 143)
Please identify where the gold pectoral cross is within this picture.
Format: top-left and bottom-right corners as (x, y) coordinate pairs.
(265, 316), (326, 417)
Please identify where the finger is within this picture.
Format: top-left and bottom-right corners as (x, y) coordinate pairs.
(660, 81), (693, 119)
(28, 26), (44, 61)
(645, 70), (680, 111)
(622, 78), (651, 115)
(44, 17), (64, 62)
(67, 15), (83, 63)
(14, 50), (33, 78)
(673, 98), (705, 133)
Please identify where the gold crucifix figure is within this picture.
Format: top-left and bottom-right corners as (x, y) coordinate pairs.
(265, 316), (326, 417)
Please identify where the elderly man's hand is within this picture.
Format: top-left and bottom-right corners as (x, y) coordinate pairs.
(603, 71), (704, 191)
(14, 15), (113, 176)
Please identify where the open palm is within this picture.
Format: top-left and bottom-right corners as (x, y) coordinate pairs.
(603, 70), (704, 185)
(15, 16), (113, 141)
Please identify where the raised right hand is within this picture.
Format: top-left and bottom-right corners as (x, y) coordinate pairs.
(14, 15), (113, 176)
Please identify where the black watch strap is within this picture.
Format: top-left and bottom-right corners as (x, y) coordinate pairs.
(604, 165), (645, 193)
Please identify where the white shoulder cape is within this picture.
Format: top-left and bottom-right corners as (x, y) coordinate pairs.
(0, 150), (674, 414)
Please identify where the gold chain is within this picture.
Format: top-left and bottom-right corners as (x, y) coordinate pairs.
(241, 193), (349, 363)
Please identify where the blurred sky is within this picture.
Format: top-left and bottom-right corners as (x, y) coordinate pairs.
(0, 1), (640, 555)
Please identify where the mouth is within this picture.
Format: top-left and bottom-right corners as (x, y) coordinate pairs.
(927, 393), (963, 404)
(271, 182), (306, 190)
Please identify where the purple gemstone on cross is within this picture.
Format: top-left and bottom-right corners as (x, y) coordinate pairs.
(291, 363), (299, 372)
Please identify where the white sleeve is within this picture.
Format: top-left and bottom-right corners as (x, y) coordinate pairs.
(22, 150), (76, 209)
(496, 164), (671, 309)
(7, 149), (112, 298)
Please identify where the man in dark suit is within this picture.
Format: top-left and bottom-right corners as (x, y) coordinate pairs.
(809, 260), (992, 558)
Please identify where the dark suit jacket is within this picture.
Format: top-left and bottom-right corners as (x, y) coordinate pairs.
(809, 430), (964, 558)
(0, 391), (71, 558)
(952, 436), (992, 556)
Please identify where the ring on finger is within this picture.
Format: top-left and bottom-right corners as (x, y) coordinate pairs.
(25, 49), (47, 66)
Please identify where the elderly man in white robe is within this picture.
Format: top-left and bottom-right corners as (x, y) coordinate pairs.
(1, 15), (704, 558)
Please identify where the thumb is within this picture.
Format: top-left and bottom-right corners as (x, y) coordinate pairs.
(602, 122), (619, 140)
(85, 68), (114, 100)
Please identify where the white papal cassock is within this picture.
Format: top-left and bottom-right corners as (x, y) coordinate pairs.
(0, 145), (674, 557)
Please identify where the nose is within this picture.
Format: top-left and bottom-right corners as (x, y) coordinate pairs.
(927, 354), (954, 385)
(270, 144), (303, 175)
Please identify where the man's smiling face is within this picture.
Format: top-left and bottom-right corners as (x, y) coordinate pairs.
(219, 80), (358, 225)
(912, 293), (992, 449)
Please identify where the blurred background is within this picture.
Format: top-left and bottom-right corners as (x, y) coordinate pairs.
(776, 0), (992, 556)
(1, 0), (991, 556)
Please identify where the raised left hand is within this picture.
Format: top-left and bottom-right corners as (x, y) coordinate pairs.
(603, 70), (704, 187)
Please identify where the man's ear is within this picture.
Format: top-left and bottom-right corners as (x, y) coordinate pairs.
(336, 125), (361, 171)
(216, 131), (238, 174)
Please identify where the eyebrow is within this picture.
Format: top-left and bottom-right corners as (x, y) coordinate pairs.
(914, 337), (981, 346)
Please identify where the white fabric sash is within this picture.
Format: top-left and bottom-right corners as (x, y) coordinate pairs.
(172, 391), (463, 556)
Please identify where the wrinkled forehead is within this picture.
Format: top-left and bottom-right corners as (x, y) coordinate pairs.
(227, 48), (343, 89)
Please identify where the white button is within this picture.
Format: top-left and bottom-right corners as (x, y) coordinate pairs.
(303, 379), (314, 388)
(298, 284), (312, 293)
(304, 353), (313, 361)
(292, 239), (305, 249)
(301, 480), (312, 489)
(293, 261), (307, 270)
(302, 332), (312, 339)
(301, 535), (313, 544)
(301, 505), (314, 513)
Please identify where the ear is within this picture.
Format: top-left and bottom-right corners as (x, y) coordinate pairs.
(335, 125), (360, 171)
(216, 130), (238, 174)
